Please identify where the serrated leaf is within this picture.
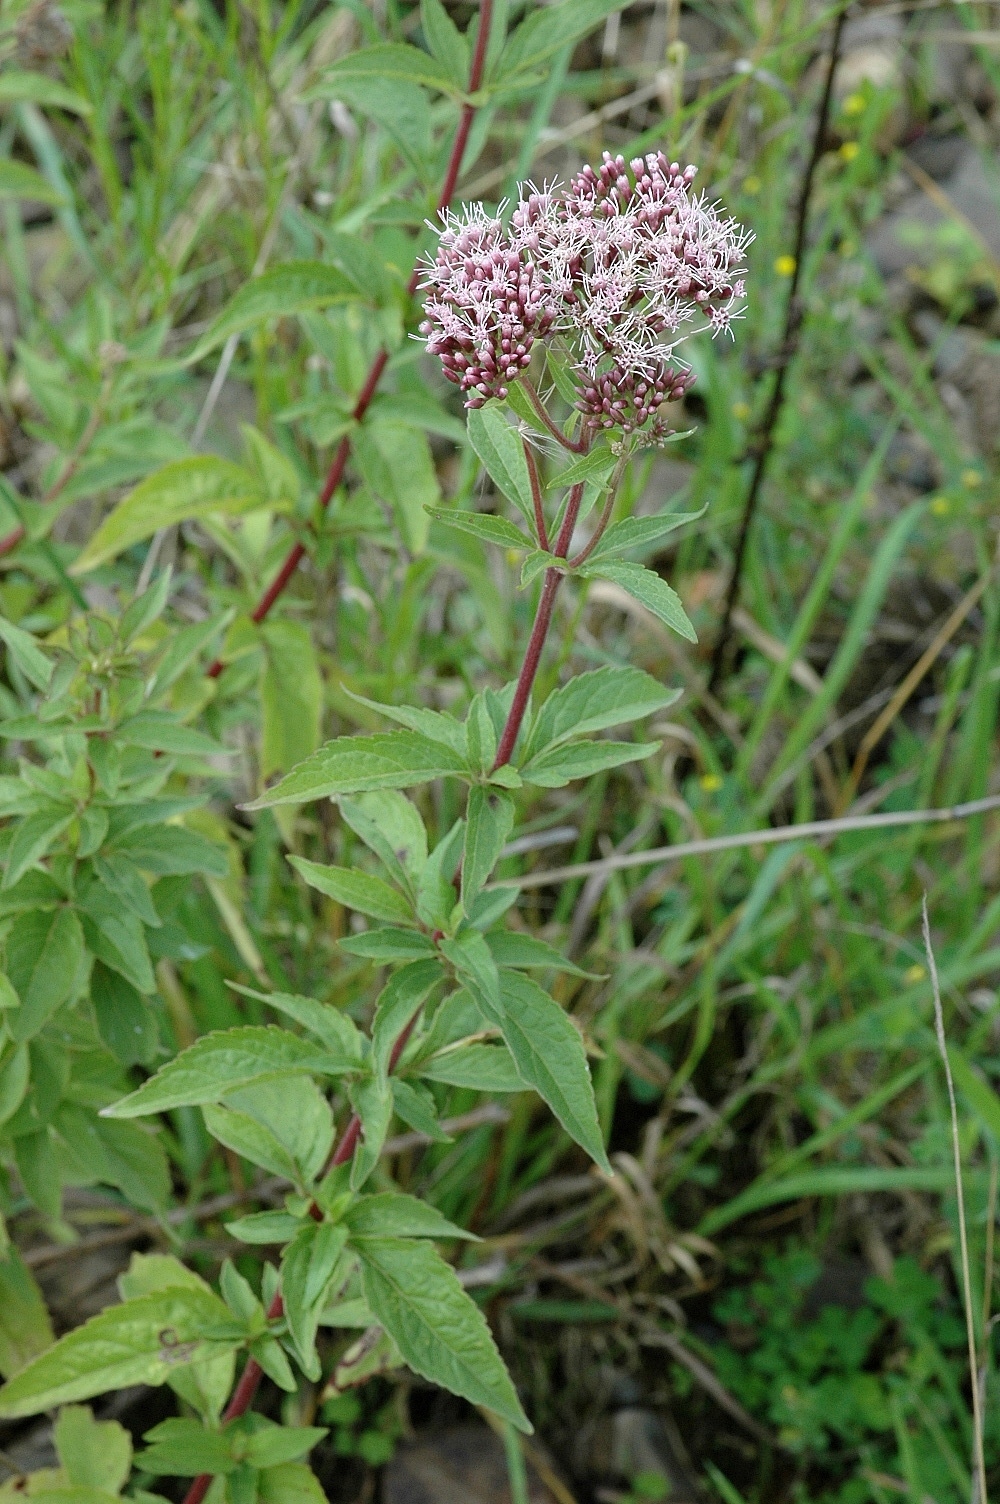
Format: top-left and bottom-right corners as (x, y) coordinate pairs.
(345, 1192), (474, 1241)
(426, 507), (528, 551)
(486, 931), (601, 979)
(189, 263), (359, 361)
(420, 0), (469, 84)
(342, 690), (467, 755)
(203, 1102), (300, 1181)
(92, 853), (160, 928)
(462, 788), (514, 907)
(500, 0), (627, 77)
(259, 1461), (328, 1504)
(357, 420), (439, 554)
(519, 739), (660, 788)
(587, 509), (701, 561)
(260, 620), (323, 785)
(231, 984), (364, 1062)
(244, 1422), (329, 1470)
(0, 157), (63, 204)
(281, 1222), (349, 1376)
(0, 1288), (236, 1419)
(0, 1248), (54, 1378)
(0, 617), (53, 689)
(290, 857), (413, 925)
(546, 447), (616, 491)
(418, 1042), (526, 1093)
(581, 559), (696, 641)
(347, 1077), (393, 1190)
(2, 806), (73, 889)
(103, 1027), (334, 1117)
(72, 459), (266, 573)
(356, 1238), (530, 1430)
(338, 929), (437, 963)
(390, 1077), (451, 1141)
(372, 960), (442, 1081)
(249, 732), (468, 807)
(54, 1105), (171, 1211)
(225, 1211), (304, 1245)
(115, 711), (228, 757)
(313, 42), (454, 92)
(225, 1076), (335, 1184)
(525, 665), (679, 759)
(319, 76), (433, 177)
(466, 404), (535, 526)
(339, 791), (428, 890)
(78, 894), (155, 994)
(55, 1404), (131, 1492)
(471, 966), (609, 1172)
(138, 1417), (236, 1476)
(110, 823), (228, 877)
(5, 906), (85, 1042)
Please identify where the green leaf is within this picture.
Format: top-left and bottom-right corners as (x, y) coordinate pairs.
(117, 1255), (235, 1424)
(260, 621), (323, 784)
(342, 691), (466, 755)
(259, 1462), (328, 1504)
(14, 1130), (60, 1217)
(314, 42), (454, 92)
(338, 929), (437, 963)
(0, 1249), (54, 1378)
(547, 448), (616, 491)
(347, 1077), (394, 1190)
(357, 420), (439, 554)
(0, 617), (53, 689)
(426, 507), (528, 551)
(220, 1076), (334, 1184)
(319, 76), (432, 177)
(138, 1417), (236, 1476)
(91, 965), (158, 1067)
(418, 1042), (526, 1093)
(55, 1106), (172, 1212)
(244, 1421), (328, 1470)
(525, 665), (679, 759)
(372, 961), (442, 1082)
(225, 1211), (304, 1245)
(92, 853), (161, 928)
(103, 1026), (334, 1117)
(0, 1287), (236, 1419)
(462, 788), (514, 907)
(290, 857), (413, 925)
(5, 906), (85, 1042)
(110, 824), (228, 878)
(486, 932), (601, 979)
(390, 1077), (451, 1141)
(580, 559), (696, 642)
(420, 0), (469, 84)
(519, 738), (660, 788)
(0, 73), (91, 114)
(339, 792), (428, 889)
(281, 1222), (349, 1377)
(500, 0), (627, 77)
(0, 157), (63, 204)
(203, 1102), (300, 1181)
(189, 263), (359, 361)
(248, 732), (468, 807)
(476, 967), (610, 1173)
(356, 1238), (530, 1431)
(466, 404), (535, 526)
(78, 894), (155, 994)
(586, 510), (700, 561)
(415, 821), (464, 932)
(2, 806), (73, 888)
(54, 1406), (131, 1493)
(115, 711), (227, 757)
(232, 985), (364, 1062)
(72, 459), (266, 573)
(345, 1192), (475, 1241)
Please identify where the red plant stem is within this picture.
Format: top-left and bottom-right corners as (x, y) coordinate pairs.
(522, 438), (548, 551)
(519, 377), (587, 453)
(492, 481), (585, 771)
(206, 3), (495, 676)
(0, 526), (24, 558)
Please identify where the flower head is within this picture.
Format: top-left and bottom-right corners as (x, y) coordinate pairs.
(419, 152), (750, 435)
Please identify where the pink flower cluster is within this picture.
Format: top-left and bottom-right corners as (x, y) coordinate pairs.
(418, 151), (749, 434)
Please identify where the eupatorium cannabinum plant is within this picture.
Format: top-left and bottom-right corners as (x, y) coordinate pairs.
(0, 151), (747, 1503)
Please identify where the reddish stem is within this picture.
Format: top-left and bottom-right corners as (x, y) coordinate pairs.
(207, 3), (495, 674)
(491, 481), (586, 771)
(520, 378), (587, 453)
(0, 526), (25, 558)
(522, 438), (548, 551)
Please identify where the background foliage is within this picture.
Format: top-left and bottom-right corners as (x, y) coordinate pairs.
(0, 0), (999, 1501)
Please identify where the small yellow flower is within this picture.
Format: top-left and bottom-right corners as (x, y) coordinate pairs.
(731, 401), (750, 421)
(774, 254), (796, 277)
(743, 174), (761, 196)
(930, 496), (950, 516)
(961, 468), (982, 488)
(839, 141), (860, 163)
(842, 93), (866, 116)
(700, 773), (723, 793)
(904, 963), (926, 985)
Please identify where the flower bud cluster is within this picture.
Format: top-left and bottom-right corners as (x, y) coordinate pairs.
(417, 204), (559, 408)
(419, 153), (749, 434)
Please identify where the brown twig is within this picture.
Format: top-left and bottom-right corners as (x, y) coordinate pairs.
(206, 1), (496, 675)
(707, 3), (849, 694)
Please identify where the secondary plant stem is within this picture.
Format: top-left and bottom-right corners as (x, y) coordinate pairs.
(206, 1), (495, 674)
(492, 481), (585, 770)
(523, 438), (549, 550)
(520, 377), (587, 452)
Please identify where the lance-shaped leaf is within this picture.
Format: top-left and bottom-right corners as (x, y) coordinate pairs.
(102, 1027), (340, 1118)
(500, 0), (628, 78)
(426, 507), (528, 551)
(486, 932), (602, 979)
(247, 732), (468, 807)
(0, 1288), (236, 1419)
(585, 508), (702, 562)
(72, 458), (268, 573)
(311, 42), (455, 93)
(344, 1191), (475, 1241)
(519, 739), (660, 788)
(418, 1042), (526, 1093)
(466, 404), (535, 527)
(580, 559), (696, 642)
(290, 857), (413, 925)
(525, 665), (679, 760)
(231, 984), (364, 1060)
(372, 960), (443, 1081)
(355, 1237), (530, 1431)
(0, 158), (63, 204)
(462, 788), (514, 907)
(189, 263), (358, 361)
(281, 1223), (350, 1378)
